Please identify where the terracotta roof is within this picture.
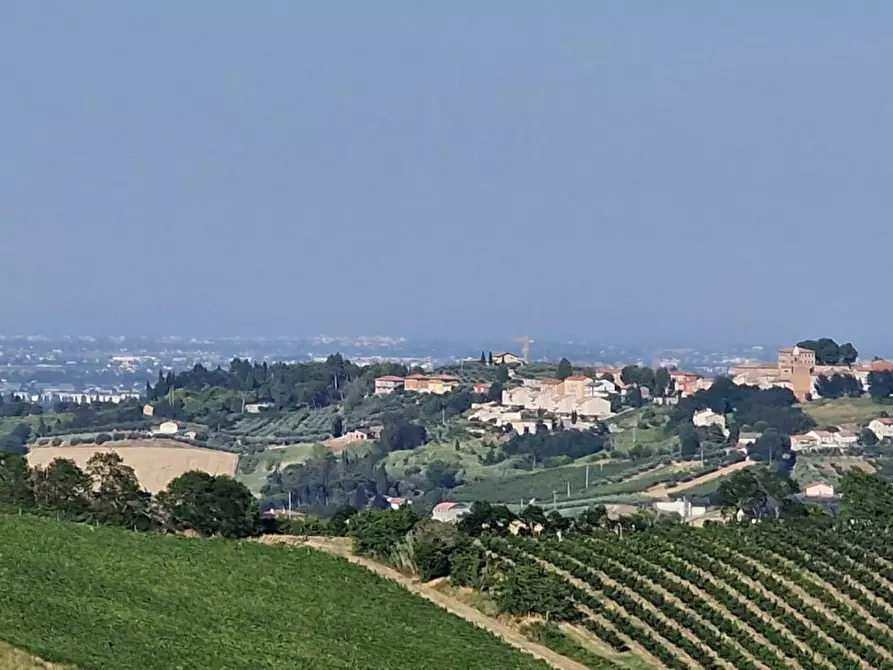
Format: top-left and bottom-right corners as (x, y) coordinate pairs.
(564, 376), (589, 381)
(805, 481), (832, 489)
(876, 418), (893, 425)
(790, 434), (816, 440)
(541, 379), (561, 385)
(375, 375), (405, 382)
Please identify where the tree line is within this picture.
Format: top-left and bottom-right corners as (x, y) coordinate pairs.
(0, 453), (260, 539)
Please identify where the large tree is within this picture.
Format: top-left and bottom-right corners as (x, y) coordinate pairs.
(31, 458), (91, 518)
(814, 373), (863, 399)
(0, 453), (34, 508)
(86, 452), (154, 530)
(796, 338), (858, 366)
(717, 466), (799, 519)
(158, 471), (258, 538)
(868, 371), (893, 402)
(556, 358), (573, 381)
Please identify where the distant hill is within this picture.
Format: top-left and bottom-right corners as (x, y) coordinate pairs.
(0, 515), (547, 670)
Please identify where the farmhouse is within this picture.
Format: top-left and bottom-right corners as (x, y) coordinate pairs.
(374, 375), (405, 395)
(403, 374), (460, 395)
(492, 352), (523, 366)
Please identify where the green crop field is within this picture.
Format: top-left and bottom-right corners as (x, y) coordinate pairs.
(0, 515), (546, 670)
(453, 459), (648, 504)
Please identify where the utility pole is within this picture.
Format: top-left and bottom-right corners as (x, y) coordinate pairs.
(287, 490), (292, 517)
(566, 481), (571, 498)
(585, 464), (590, 490)
(552, 491), (557, 510)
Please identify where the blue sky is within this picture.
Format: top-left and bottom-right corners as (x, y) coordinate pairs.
(2, 3), (890, 347)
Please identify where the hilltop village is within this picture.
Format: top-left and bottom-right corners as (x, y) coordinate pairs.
(7, 336), (893, 670)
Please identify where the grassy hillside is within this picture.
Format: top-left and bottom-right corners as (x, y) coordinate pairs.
(0, 515), (546, 670)
(487, 522), (893, 670)
(799, 397), (884, 427)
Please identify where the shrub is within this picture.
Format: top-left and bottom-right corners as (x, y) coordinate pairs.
(95, 433), (112, 445)
(51, 438), (63, 447)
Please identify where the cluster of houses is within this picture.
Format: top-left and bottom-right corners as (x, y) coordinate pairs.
(694, 407), (893, 453)
(374, 374), (463, 396)
(732, 345), (893, 402)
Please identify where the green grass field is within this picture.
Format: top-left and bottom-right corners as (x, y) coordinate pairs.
(453, 459), (648, 504)
(0, 515), (546, 670)
(799, 396), (884, 427)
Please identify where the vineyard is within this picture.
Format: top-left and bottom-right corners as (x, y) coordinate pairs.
(483, 522), (893, 669)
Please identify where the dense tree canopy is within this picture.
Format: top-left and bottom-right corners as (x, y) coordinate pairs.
(158, 471), (258, 538)
(796, 338), (858, 366)
(556, 358), (573, 381)
(717, 466), (800, 519)
(672, 377), (815, 436)
(814, 374), (862, 399)
(501, 427), (610, 463)
(868, 371), (893, 402)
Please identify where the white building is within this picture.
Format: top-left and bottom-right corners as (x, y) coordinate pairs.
(869, 418), (893, 441)
(692, 409), (728, 435)
(803, 482), (835, 498)
(834, 430), (859, 448)
(153, 421), (183, 436)
(431, 502), (471, 524)
(806, 430), (839, 449)
(653, 499), (707, 521)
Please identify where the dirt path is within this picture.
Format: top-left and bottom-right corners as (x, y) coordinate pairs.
(0, 642), (73, 670)
(259, 535), (590, 670)
(644, 460), (755, 498)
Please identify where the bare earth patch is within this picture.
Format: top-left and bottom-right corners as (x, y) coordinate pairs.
(645, 460), (756, 499)
(0, 642), (74, 670)
(26, 441), (238, 494)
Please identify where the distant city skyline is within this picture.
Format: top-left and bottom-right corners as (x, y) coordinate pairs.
(3, 4), (891, 344)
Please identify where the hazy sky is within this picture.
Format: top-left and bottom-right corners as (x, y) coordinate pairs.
(2, 4), (891, 346)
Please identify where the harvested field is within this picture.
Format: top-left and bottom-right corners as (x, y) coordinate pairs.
(26, 441), (238, 494)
